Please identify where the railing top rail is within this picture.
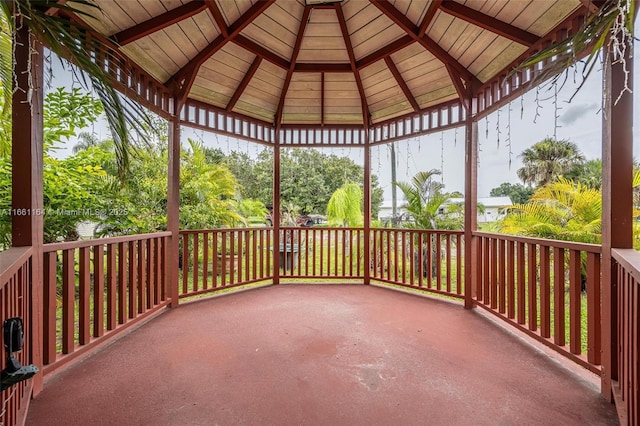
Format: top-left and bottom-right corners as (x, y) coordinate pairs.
(371, 227), (464, 235)
(0, 246), (33, 287)
(43, 231), (171, 252)
(612, 248), (640, 283)
(473, 231), (602, 253)
(179, 227), (269, 234)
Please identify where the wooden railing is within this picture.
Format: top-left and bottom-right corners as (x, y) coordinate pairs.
(0, 247), (34, 426)
(474, 232), (602, 373)
(179, 228), (273, 298)
(41, 232), (171, 374)
(370, 229), (464, 298)
(611, 248), (640, 425)
(278, 227), (365, 281)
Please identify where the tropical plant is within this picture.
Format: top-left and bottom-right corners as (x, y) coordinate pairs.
(0, 0), (153, 173)
(517, 138), (585, 188)
(394, 170), (460, 230)
(490, 182), (535, 204)
(327, 182), (363, 227)
(498, 178), (602, 244)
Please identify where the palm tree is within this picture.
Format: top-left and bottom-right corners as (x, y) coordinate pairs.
(327, 182), (363, 227)
(72, 132), (101, 154)
(394, 170), (458, 230)
(517, 138), (585, 188)
(0, 1), (152, 173)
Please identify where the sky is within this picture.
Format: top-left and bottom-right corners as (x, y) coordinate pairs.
(53, 40), (640, 203)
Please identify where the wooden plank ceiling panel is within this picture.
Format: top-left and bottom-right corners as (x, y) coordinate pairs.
(392, 46), (441, 82)
(371, 98), (414, 123)
(216, 0), (252, 25)
(298, 10), (348, 63)
(282, 74), (321, 124)
(474, 42), (527, 83)
(236, 61), (285, 119)
(524, 1), (581, 36)
(241, 4), (300, 61)
(189, 84), (231, 108)
(416, 86), (458, 110)
(324, 73), (362, 124)
(187, 12), (221, 45)
(404, 0), (430, 27)
(120, 44), (173, 83)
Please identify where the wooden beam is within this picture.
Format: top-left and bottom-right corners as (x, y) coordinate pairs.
(418, 0), (442, 36)
(275, 5), (313, 130)
(167, 104), (181, 308)
(445, 63), (470, 113)
(335, 4), (370, 128)
(464, 105), (478, 310)
(204, 0), (228, 37)
(45, 0), (68, 16)
(295, 62), (352, 72)
(227, 56), (262, 111)
(356, 35), (414, 69)
(384, 56), (419, 112)
(370, 0), (481, 89)
(114, 2), (209, 46)
(439, 1), (538, 46)
(169, 0), (276, 104)
(234, 35), (289, 69)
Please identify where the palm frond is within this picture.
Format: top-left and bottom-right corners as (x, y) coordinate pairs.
(0, 0), (155, 176)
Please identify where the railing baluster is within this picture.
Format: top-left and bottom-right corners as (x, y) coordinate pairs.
(182, 234), (189, 294)
(586, 252), (601, 364)
(498, 239), (506, 314)
(506, 240), (515, 319)
(62, 249), (75, 354)
(203, 232), (209, 290)
(553, 247), (565, 346)
(569, 249), (581, 354)
(539, 245), (551, 338)
(138, 240), (146, 314)
(79, 246), (91, 345)
(118, 242), (127, 325)
(43, 251), (57, 364)
(193, 232), (199, 292)
(516, 241), (526, 324)
(128, 240), (137, 319)
(527, 243), (537, 331)
(490, 238), (498, 309)
(446, 234), (451, 293)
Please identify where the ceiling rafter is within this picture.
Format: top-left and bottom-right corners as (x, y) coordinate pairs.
(439, 1), (538, 46)
(169, 0), (275, 103)
(226, 56), (262, 112)
(335, 4), (370, 129)
(204, 0), (228, 37)
(370, 0), (481, 91)
(418, 0), (442, 36)
(384, 56), (419, 112)
(45, 0), (68, 16)
(234, 35), (289, 69)
(114, 2), (209, 46)
(356, 35), (414, 70)
(445, 63), (470, 113)
(275, 5), (313, 131)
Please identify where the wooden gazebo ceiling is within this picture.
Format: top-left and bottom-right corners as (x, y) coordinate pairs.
(82, 0), (594, 128)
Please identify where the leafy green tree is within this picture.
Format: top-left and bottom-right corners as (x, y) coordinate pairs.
(327, 182), (363, 227)
(565, 159), (602, 189)
(517, 138), (585, 187)
(394, 170), (461, 230)
(490, 182), (535, 204)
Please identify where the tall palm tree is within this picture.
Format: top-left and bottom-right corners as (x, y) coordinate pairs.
(0, 0), (152, 173)
(517, 138), (585, 188)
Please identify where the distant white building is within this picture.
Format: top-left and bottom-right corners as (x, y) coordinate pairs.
(444, 196), (512, 223)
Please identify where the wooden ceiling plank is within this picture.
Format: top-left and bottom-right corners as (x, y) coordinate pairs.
(439, 1), (538, 46)
(356, 35), (414, 69)
(204, 0), (229, 37)
(369, 0), (480, 89)
(114, 2), (209, 46)
(335, 4), (370, 128)
(384, 56), (419, 112)
(226, 56), (262, 111)
(170, 0), (276, 103)
(418, 0), (442, 36)
(275, 5), (313, 130)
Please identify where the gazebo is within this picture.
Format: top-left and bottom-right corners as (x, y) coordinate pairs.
(1, 1), (637, 424)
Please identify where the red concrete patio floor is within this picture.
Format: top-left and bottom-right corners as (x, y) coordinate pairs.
(27, 284), (617, 425)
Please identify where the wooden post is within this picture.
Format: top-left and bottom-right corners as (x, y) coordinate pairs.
(12, 25), (44, 395)
(167, 101), (181, 307)
(601, 34), (634, 401)
(463, 103), (478, 309)
(273, 136), (280, 285)
(363, 131), (371, 285)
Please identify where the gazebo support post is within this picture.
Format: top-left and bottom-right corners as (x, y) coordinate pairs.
(12, 23), (44, 396)
(167, 101), (182, 307)
(273, 138), (281, 285)
(601, 34), (634, 401)
(463, 99), (478, 309)
(363, 132), (371, 285)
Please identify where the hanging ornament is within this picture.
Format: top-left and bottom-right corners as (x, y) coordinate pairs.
(534, 86), (541, 124)
(440, 132), (444, 183)
(507, 102), (513, 169)
(406, 138), (410, 171)
(496, 108), (501, 149)
(485, 116), (489, 139)
(553, 80), (561, 140)
(454, 127), (458, 147)
(520, 94), (524, 120)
